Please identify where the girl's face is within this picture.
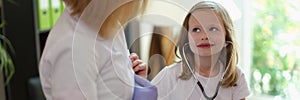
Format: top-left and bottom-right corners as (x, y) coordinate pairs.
(188, 9), (226, 56)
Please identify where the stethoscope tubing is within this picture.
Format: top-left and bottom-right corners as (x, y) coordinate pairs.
(182, 42), (233, 100)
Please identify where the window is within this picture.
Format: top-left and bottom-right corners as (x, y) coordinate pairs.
(239, 0), (300, 99)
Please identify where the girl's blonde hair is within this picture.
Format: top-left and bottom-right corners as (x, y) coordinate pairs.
(63, 0), (148, 38)
(177, 1), (238, 88)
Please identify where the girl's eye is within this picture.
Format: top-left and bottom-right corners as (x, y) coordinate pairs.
(209, 27), (219, 32)
(192, 28), (201, 33)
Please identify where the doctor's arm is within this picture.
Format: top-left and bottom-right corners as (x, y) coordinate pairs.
(39, 52), (98, 100)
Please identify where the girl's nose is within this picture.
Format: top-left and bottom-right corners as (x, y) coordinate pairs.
(200, 32), (208, 40)
(201, 37), (208, 40)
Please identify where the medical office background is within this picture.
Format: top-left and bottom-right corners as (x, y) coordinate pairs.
(0, 0), (299, 100)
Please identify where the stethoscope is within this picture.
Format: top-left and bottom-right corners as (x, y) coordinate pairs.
(182, 42), (233, 100)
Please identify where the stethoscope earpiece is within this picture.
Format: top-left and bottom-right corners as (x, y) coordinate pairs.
(226, 41), (233, 44)
(224, 41), (232, 47)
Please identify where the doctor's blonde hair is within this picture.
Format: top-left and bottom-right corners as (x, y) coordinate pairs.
(176, 1), (238, 88)
(63, 0), (90, 15)
(63, 0), (148, 38)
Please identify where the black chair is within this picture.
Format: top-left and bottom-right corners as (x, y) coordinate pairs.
(28, 77), (46, 100)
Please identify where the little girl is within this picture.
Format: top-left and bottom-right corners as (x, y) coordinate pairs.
(150, 1), (250, 100)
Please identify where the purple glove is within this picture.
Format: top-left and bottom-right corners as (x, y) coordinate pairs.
(132, 74), (158, 100)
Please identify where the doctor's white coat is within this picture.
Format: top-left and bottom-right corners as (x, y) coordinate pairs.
(39, 5), (135, 100)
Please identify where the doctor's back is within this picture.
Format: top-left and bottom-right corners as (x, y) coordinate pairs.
(39, 0), (148, 99)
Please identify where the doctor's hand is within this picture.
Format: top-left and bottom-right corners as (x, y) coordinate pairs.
(130, 53), (147, 78)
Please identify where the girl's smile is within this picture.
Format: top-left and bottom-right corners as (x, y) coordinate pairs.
(197, 43), (215, 48)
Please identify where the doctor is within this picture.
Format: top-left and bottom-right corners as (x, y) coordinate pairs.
(39, 0), (154, 99)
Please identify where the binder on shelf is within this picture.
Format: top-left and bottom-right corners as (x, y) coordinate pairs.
(50, 0), (63, 26)
(37, 0), (51, 31)
(60, 0), (65, 12)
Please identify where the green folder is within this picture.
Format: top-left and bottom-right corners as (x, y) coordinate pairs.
(60, 0), (65, 12)
(37, 0), (51, 31)
(50, 0), (63, 27)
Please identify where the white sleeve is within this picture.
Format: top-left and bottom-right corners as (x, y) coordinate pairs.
(233, 70), (250, 100)
(151, 67), (177, 100)
(39, 56), (54, 100)
(39, 47), (98, 100)
(38, 7), (98, 99)
(151, 67), (169, 99)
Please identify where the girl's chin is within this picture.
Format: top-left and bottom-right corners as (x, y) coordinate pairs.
(198, 54), (213, 57)
(192, 51), (221, 57)
(192, 52), (212, 56)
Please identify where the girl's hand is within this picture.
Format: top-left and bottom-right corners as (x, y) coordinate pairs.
(130, 53), (147, 78)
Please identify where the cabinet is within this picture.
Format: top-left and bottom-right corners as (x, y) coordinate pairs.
(2, 0), (62, 99)
(0, 1), (7, 99)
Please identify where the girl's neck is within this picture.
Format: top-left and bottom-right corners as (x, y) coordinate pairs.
(194, 55), (220, 78)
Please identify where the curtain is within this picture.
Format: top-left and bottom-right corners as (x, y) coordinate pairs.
(148, 26), (176, 80)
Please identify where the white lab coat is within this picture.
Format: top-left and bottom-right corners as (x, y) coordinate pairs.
(39, 5), (135, 100)
(151, 62), (250, 100)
